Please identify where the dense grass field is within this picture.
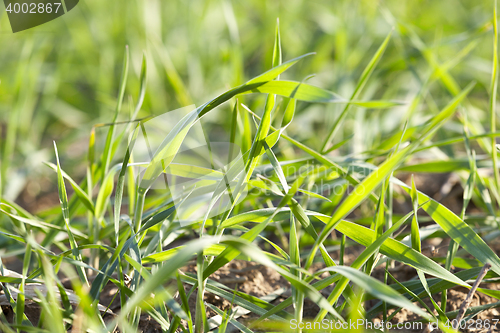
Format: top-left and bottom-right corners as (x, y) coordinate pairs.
(2, 0), (500, 332)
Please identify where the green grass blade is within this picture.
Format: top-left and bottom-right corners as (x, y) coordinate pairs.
(263, 142), (289, 192)
(305, 82), (474, 270)
(315, 217), (469, 287)
(221, 238), (344, 321)
(15, 240), (32, 330)
(43, 162), (95, 214)
(272, 18), (282, 69)
(410, 176), (421, 253)
(490, 3), (499, 196)
(94, 164), (120, 220)
(53, 142), (88, 285)
(315, 211), (414, 321)
(115, 238), (227, 323)
(206, 177), (304, 279)
(400, 184), (500, 277)
(176, 272), (193, 332)
(319, 266), (429, 319)
(101, 46), (129, 182)
(113, 126), (139, 245)
(321, 31), (392, 152)
(242, 105), (380, 204)
(132, 53), (148, 120)
(244, 80), (403, 105)
(289, 213), (304, 323)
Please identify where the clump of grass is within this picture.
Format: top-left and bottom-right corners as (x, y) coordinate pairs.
(2, 4), (500, 333)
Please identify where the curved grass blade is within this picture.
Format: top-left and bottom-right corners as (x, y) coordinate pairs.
(179, 272), (290, 321)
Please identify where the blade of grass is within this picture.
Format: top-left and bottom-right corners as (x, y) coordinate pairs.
(490, 3), (499, 195)
(398, 181), (500, 277)
(53, 142), (88, 286)
(114, 125), (139, 245)
(101, 46), (129, 182)
(304, 82), (474, 271)
(321, 31), (392, 152)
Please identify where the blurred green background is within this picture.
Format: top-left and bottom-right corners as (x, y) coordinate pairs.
(0, 0), (496, 210)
